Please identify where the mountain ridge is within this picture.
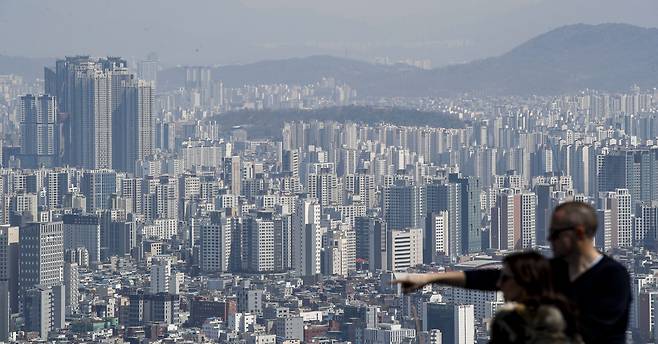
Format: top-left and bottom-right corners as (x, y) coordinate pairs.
(160, 23), (658, 96)
(3, 23), (658, 96)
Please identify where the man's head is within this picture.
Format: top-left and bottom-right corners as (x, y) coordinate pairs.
(548, 201), (598, 258)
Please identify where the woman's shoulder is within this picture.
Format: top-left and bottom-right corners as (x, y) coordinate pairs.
(494, 302), (527, 321)
(492, 303), (572, 343)
(491, 303), (529, 343)
(532, 304), (567, 332)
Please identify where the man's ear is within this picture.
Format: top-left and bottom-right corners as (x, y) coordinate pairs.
(575, 225), (587, 240)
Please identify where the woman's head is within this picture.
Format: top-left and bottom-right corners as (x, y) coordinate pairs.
(497, 251), (554, 302)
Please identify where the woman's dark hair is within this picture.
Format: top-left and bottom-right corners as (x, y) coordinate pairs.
(503, 251), (555, 301)
(503, 251), (579, 337)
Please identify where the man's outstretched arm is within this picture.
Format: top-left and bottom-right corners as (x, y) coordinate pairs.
(391, 269), (501, 293)
(391, 271), (466, 293)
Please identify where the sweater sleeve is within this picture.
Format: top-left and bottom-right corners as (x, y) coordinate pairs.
(464, 269), (501, 291)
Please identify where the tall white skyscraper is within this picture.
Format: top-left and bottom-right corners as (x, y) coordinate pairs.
(600, 189), (632, 248)
(429, 211), (450, 260)
(454, 305), (475, 344)
(292, 198), (321, 276)
(520, 192), (537, 248)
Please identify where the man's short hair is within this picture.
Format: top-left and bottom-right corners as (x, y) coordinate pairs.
(553, 201), (598, 237)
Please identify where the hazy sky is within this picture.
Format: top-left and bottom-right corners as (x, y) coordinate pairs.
(1, 0), (657, 67)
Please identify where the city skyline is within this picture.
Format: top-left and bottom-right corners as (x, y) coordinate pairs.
(1, 3), (658, 343)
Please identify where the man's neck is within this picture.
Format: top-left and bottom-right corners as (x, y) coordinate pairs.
(566, 245), (602, 282)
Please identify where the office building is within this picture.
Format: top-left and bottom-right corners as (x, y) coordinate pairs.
(63, 213), (101, 263)
(363, 323), (416, 344)
(19, 221), (64, 295)
(387, 228), (423, 272)
(423, 303), (474, 344)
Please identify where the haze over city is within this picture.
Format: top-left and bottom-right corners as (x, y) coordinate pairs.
(1, 0), (658, 65)
(0, 1), (657, 343)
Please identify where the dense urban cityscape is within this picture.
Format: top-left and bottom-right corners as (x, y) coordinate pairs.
(0, 53), (657, 343)
(2, 2), (658, 343)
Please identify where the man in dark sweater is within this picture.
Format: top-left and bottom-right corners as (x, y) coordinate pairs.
(392, 201), (631, 344)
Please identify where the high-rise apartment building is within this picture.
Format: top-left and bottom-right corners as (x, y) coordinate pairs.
(324, 223), (356, 277)
(291, 198), (322, 276)
(113, 80), (154, 173)
(45, 56), (156, 170)
(598, 149), (658, 206)
(634, 202), (658, 248)
(599, 189), (633, 248)
(150, 256), (172, 294)
(200, 211), (232, 273)
(224, 156), (242, 196)
(307, 163), (340, 207)
(273, 215), (292, 271)
(427, 211), (450, 261)
(425, 182), (461, 259)
(80, 169), (117, 213)
(19, 94), (57, 168)
(0, 225), (18, 341)
(244, 210), (275, 272)
(382, 181), (425, 231)
(63, 262), (79, 315)
(448, 173), (482, 254)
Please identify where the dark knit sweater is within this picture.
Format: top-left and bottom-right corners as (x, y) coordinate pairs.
(464, 256), (631, 344)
